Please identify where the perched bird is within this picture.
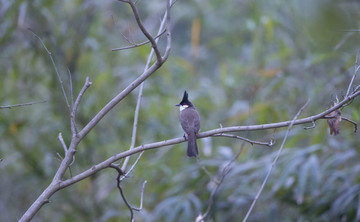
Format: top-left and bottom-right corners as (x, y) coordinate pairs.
(176, 91), (200, 157)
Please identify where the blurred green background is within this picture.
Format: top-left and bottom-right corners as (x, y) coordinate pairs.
(1, 0), (360, 221)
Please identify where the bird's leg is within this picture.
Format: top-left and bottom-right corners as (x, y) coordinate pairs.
(183, 133), (188, 140)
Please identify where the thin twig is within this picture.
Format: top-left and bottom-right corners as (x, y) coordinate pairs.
(197, 135), (248, 221)
(71, 77), (92, 136)
(58, 133), (68, 154)
(346, 49), (360, 97)
(121, 0), (172, 172)
(0, 100), (46, 109)
(29, 29), (71, 112)
(132, 180), (147, 211)
(304, 118), (315, 130)
(112, 30), (166, 51)
(120, 0), (162, 62)
(197, 159), (217, 182)
(67, 69), (74, 107)
(342, 117), (358, 133)
(121, 151), (144, 181)
(78, 0), (172, 140)
(212, 133), (273, 146)
(110, 164), (134, 222)
(353, 85), (360, 93)
(121, 82), (145, 171)
(243, 99), (310, 222)
(73, 77), (92, 115)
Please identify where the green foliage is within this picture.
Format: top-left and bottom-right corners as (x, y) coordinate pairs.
(1, 0), (360, 221)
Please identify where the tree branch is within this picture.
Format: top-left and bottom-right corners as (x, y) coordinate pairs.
(121, 0), (172, 172)
(0, 100), (46, 109)
(78, 0), (172, 140)
(212, 133), (274, 146)
(112, 29), (166, 51)
(58, 91), (359, 190)
(28, 29), (71, 112)
(243, 99), (310, 222)
(19, 1), (173, 221)
(197, 135), (248, 221)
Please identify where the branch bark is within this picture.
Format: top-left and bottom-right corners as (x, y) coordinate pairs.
(58, 89), (360, 190)
(19, 0), (173, 221)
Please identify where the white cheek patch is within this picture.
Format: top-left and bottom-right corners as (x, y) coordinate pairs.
(179, 105), (188, 111)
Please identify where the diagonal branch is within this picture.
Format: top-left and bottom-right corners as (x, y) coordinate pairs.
(78, 0), (172, 140)
(28, 29), (71, 112)
(346, 48), (360, 97)
(242, 99), (311, 222)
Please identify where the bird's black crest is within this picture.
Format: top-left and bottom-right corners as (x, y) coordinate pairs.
(176, 90), (194, 107)
(182, 91), (188, 101)
(179, 91), (190, 105)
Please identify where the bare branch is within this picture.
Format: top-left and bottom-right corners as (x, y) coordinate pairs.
(121, 151), (144, 181)
(110, 164), (146, 221)
(119, 0), (163, 62)
(121, 0), (172, 172)
(29, 29), (71, 112)
(73, 77), (92, 115)
(67, 69), (74, 107)
(121, 83), (144, 172)
(162, 0), (172, 62)
(78, 0), (173, 140)
(243, 99), (310, 222)
(58, 92), (360, 191)
(304, 118), (315, 130)
(112, 29), (166, 51)
(0, 100), (46, 109)
(342, 117), (358, 133)
(212, 133), (273, 146)
(110, 164), (135, 222)
(57, 133), (68, 154)
(346, 48), (360, 97)
(132, 180), (147, 211)
(71, 77), (92, 136)
(197, 134), (248, 221)
(19, 2), (173, 221)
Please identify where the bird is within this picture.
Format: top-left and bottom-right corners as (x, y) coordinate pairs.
(176, 91), (200, 157)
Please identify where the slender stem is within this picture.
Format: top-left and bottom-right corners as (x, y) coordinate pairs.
(243, 99), (310, 222)
(0, 100), (46, 109)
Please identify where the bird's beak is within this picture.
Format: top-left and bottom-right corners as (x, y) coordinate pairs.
(175, 104), (180, 106)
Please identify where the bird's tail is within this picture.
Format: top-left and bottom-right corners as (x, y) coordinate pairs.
(187, 132), (198, 157)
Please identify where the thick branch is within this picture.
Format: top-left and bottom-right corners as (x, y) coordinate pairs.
(59, 92), (360, 190)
